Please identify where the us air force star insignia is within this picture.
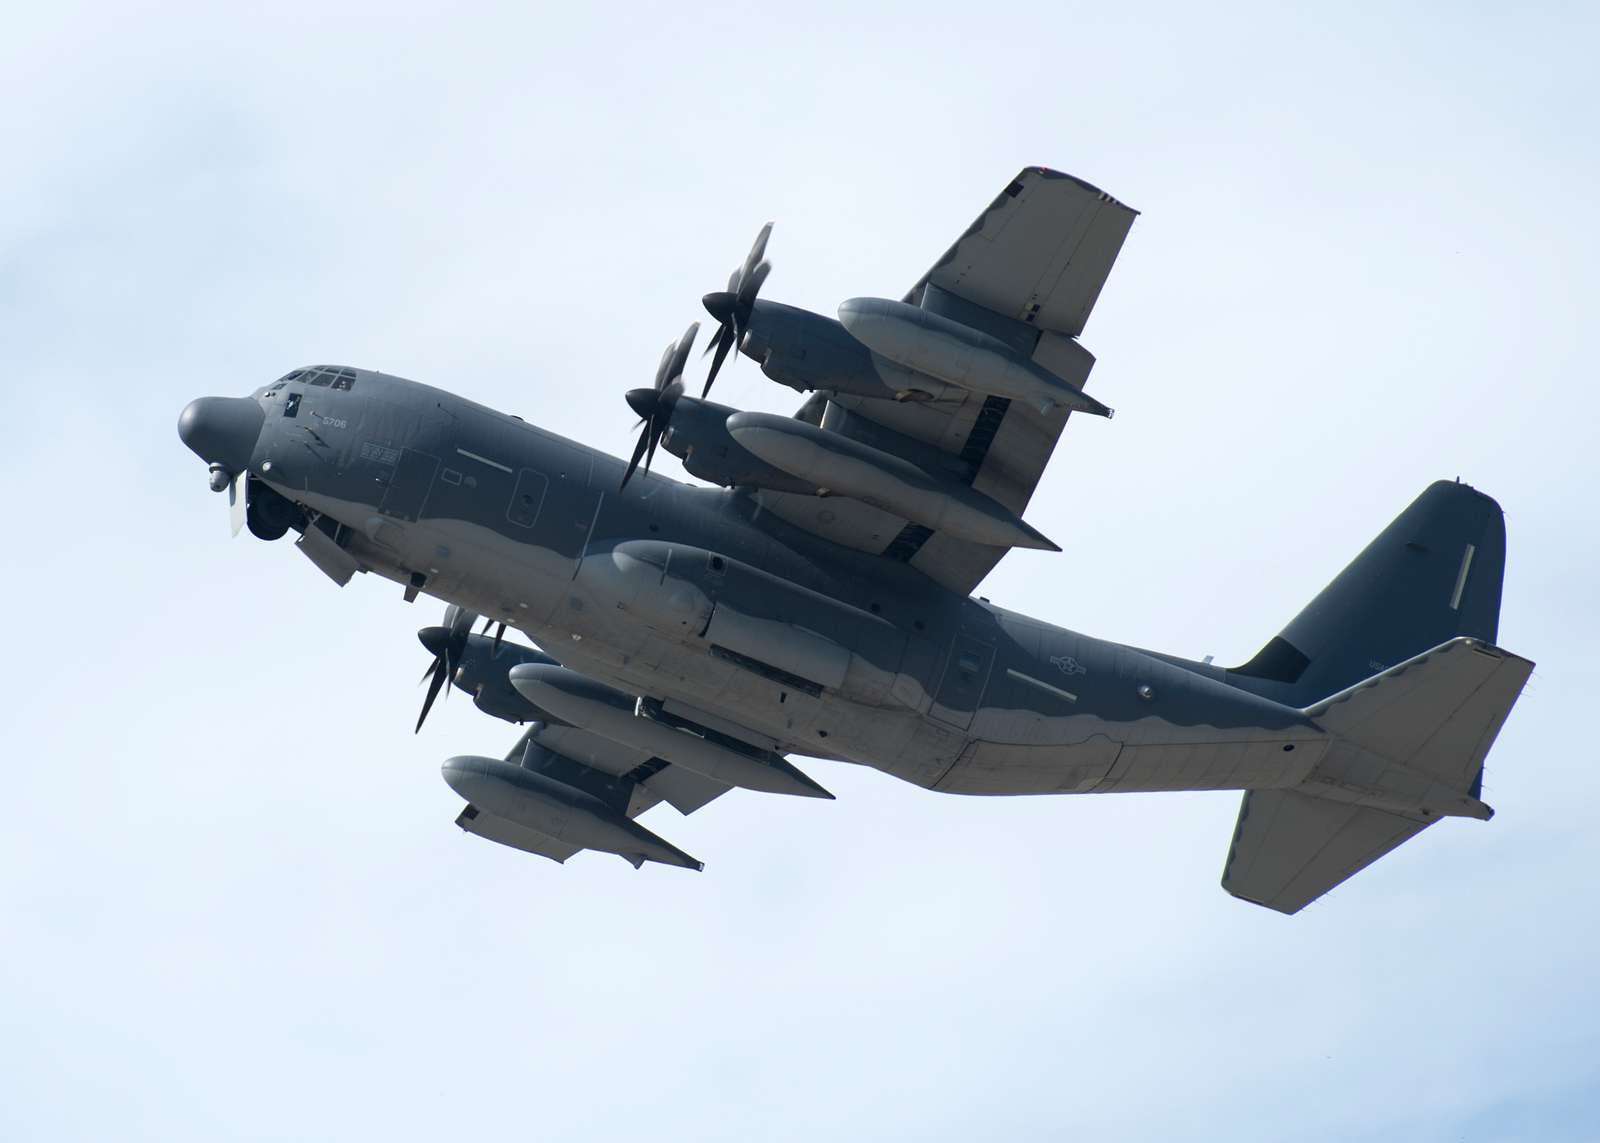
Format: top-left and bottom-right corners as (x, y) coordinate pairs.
(1050, 655), (1087, 677)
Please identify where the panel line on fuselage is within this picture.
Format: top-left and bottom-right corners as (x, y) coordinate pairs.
(1004, 667), (1079, 704)
(456, 447), (514, 474)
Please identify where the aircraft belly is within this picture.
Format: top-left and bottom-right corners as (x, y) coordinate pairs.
(269, 488), (1329, 799)
(930, 725), (1328, 797)
(546, 630), (927, 767)
(280, 493), (1329, 800)
(1089, 730), (1326, 794)
(934, 735), (1123, 795)
(287, 491), (584, 624)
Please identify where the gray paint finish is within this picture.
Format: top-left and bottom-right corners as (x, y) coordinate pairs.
(175, 169), (1533, 913)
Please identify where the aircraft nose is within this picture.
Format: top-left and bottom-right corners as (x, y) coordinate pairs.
(178, 396), (264, 474)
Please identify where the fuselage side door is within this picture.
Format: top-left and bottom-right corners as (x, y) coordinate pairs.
(929, 635), (996, 731)
(380, 448), (440, 522)
(510, 437), (602, 580)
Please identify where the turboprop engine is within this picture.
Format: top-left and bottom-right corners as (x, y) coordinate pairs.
(412, 604), (833, 801)
(656, 395), (816, 493)
(696, 222), (965, 404)
(731, 299), (969, 403)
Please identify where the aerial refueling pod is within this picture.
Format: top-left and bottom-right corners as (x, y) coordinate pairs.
(725, 411), (1059, 551)
(576, 541), (908, 706)
(837, 297), (1113, 418)
(506, 665), (832, 798)
(441, 754), (703, 870)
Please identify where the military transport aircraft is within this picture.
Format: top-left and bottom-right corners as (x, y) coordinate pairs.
(178, 167), (1531, 913)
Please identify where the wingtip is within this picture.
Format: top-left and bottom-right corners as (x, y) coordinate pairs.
(1024, 166), (1140, 216)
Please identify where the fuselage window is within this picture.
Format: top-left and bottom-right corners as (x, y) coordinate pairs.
(307, 373), (333, 387)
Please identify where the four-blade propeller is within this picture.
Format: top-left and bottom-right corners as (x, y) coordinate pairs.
(415, 603), (477, 733)
(415, 608), (512, 732)
(620, 321), (699, 491)
(700, 222), (773, 398)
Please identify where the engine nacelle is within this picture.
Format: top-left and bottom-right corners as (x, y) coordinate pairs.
(447, 632), (558, 723)
(740, 299), (965, 402)
(660, 396), (813, 492)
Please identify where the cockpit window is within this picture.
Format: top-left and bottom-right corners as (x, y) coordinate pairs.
(280, 365), (358, 390)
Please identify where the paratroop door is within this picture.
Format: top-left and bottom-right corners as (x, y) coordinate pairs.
(380, 448), (440, 522)
(929, 635), (996, 730)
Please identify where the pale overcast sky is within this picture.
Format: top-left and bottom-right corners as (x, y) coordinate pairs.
(5, 2), (1597, 1140)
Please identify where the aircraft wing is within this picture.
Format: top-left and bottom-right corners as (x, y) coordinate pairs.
(756, 167), (1137, 594)
(902, 166), (1137, 336)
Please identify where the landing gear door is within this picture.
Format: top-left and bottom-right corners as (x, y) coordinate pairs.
(379, 448), (440, 523)
(930, 636), (995, 731)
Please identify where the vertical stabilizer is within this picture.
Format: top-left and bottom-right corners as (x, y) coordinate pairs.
(1229, 481), (1505, 708)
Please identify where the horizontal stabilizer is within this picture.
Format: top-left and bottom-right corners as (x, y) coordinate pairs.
(1306, 637), (1533, 792)
(1222, 791), (1430, 914)
(1223, 637), (1532, 913)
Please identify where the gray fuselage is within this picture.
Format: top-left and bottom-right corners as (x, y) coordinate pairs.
(242, 367), (1327, 797)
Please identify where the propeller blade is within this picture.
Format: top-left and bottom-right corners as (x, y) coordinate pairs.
(741, 222), (773, 282)
(738, 260), (771, 310)
(416, 657), (446, 733)
(444, 604), (477, 643)
(698, 225), (774, 397)
(656, 340), (679, 390)
(665, 322), (698, 387)
(620, 420), (653, 490)
(644, 415), (661, 474)
(623, 325), (698, 487)
(228, 471), (247, 538)
(491, 622), (506, 653)
(703, 325), (734, 397)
